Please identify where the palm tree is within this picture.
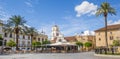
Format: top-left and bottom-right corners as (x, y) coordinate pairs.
(96, 2), (116, 47)
(4, 15), (26, 50)
(26, 27), (38, 50)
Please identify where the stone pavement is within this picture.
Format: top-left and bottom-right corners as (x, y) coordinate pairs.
(0, 52), (120, 59)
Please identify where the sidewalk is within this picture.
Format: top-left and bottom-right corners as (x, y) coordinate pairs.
(94, 54), (120, 58)
(0, 53), (33, 59)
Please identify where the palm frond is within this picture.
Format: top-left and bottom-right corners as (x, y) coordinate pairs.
(26, 27), (38, 36)
(96, 2), (116, 17)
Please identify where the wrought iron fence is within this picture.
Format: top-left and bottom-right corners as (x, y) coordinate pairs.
(95, 47), (119, 55)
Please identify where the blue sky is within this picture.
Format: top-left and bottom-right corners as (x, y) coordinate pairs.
(0, 0), (120, 37)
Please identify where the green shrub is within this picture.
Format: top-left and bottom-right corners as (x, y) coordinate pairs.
(42, 40), (51, 45)
(6, 39), (16, 47)
(0, 34), (3, 46)
(84, 42), (92, 48)
(113, 40), (120, 46)
(32, 41), (41, 48)
(75, 41), (83, 47)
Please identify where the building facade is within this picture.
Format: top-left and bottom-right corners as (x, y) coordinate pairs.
(0, 20), (48, 50)
(50, 25), (95, 48)
(0, 20), (32, 50)
(33, 31), (48, 44)
(64, 36), (77, 44)
(95, 24), (120, 47)
(75, 30), (95, 49)
(76, 35), (95, 48)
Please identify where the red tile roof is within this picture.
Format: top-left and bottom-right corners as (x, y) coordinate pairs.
(50, 36), (77, 43)
(95, 24), (120, 32)
(64, 36), (77, 42)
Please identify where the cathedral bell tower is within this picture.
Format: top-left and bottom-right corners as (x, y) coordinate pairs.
(51, 25), (59, 40)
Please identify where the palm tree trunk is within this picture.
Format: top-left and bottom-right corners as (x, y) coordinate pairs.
(15, 28), (19, 50)
(31, 35), (33, 50)
(16, 33), (19, 50)
(105, 16), (108, 47)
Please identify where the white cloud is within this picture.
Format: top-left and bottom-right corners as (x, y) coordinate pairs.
(24, 24), (31, 28)
(75, 1), (97, 17)
(25, 1), (33, 7)
(108, 20), (120, 25)
(81, 30), (95, 36)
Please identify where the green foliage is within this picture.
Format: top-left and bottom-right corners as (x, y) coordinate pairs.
(4, 15), (27, 33)
(96, 2), (116, 16)
(32, 41), (41, 48)
(84, 42), (92, 48)
(0, 34), (2, 38)
(0, 34), (3, 46)
(75, 41), (83, 47)
(6, 39), (16, 47)
(42, 40), (51, 45)
(113, 40), (120, 46)
(4, 15), (27, 50)
(26, 27), (38, 36)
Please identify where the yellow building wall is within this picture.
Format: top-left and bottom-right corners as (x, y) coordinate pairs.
(95, 30), (120, 47)
(76, 35), (95, 48)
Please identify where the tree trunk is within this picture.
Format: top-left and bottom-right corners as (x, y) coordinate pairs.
(105, 16), (108, 47)
(16, 33), (19, 50)
(31, 35), (33, 50)
(15, 28), (19, 50)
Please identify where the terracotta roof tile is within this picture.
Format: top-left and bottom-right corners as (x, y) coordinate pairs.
(64, 36), (77, 42)
(95, 24), (120, 32)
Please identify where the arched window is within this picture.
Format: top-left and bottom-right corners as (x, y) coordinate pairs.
(28, 36), (30, 39)
(23, 35), (25, 39)
(4, 33), (7, 37)
(38, 38), (40, 41)
(99, 38), (101, 41)
(110, 36), (113, 40)
(9, 33), (12, 38)
(56, 33), (59, 36)
(42, 38), (44, 42)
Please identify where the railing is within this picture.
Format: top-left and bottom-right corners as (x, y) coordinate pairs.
(95, 47), (118, 55)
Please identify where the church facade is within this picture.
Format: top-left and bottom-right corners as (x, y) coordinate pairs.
(51, 25), (67, 43)
(50, 25), (96, 49)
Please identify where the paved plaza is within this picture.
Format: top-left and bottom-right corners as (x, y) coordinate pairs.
(0, 52), (120, 59)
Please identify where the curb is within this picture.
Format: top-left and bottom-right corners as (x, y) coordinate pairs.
(94, 54), (120, 58)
